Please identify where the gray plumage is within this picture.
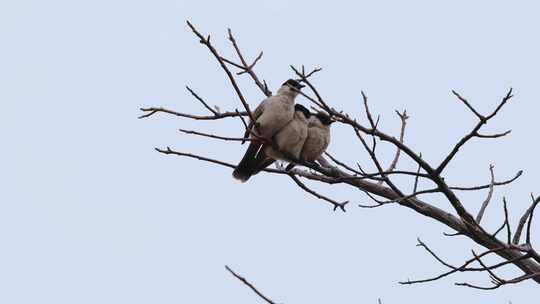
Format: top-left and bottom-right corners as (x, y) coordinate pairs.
(265, 106), (310, 161)
(246, 105), (310, 177)
(299, 112), (332, 162)
(232, 80), (304, 182)
(239, 104), (310, 181)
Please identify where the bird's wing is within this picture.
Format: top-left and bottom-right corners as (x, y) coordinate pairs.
(242, 98), (269, 143)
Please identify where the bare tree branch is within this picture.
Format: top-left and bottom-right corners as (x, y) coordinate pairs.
(289, 174), (349, 212)
(401, 240), (505, 285)
(186, 21), (257, 125)
(455, 250), (540, 290)
(155, 147), (237, 170)
(379, 110), (409, 185)
(436, 89), (514, 174)
(475, 130), (512, 138)
(141, 23), (540, 292)
(324, 151), (363, 176)
(185, 85), (218, 115)
(139, 107), (246, 120)
(476, 165), (495, 224)
(363, 188), (442, 205)
(178, 128), (254, 142)
(513, 194), (538, 244)
(451, 90), (484, 121)
(412, 154), (422, 196)
(503, 197), (513, 244)
(225, 266), (276, 304)
(402, 239), (538, 288)
(525, 196), (539, 245)
(450, 170), (523, 191)
(226, 28), (271, 96)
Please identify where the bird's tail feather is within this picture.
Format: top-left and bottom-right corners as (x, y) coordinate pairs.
(232, 141), (261, 182)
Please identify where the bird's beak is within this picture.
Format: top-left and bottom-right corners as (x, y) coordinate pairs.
(295, 79), (306, 89)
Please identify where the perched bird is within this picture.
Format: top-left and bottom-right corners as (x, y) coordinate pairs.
(246, 104), (311, 178)
(232, 79), (305, 182)
(286, 111), (333, 170)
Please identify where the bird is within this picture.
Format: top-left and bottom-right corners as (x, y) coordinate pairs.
(232, 79), (305, 182)
(286, 111), (333, 171)
(245, 103), (311, 179)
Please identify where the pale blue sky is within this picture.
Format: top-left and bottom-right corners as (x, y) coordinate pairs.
(1, 0), (539, 303)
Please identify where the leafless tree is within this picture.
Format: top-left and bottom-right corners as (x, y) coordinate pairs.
(140, 21), (540, 298)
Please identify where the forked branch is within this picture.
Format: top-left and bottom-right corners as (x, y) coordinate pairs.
(141, 21), (540, 292)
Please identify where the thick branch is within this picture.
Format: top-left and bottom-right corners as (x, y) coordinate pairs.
(157, 146), (540, 285)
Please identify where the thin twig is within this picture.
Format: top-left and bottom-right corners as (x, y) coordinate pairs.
(226, 29), (271, 96)
(178, 128), (255, 142)
(412, 153), (422, 195)
(476, 165), (496, 224)
(475, 130), (512, 138)
(186, 21), (257, 125)
(186, 85), (218, 114)
(324, 152), (363, 175)
(139, 107), (246, 120)
(450, 170), (523, 191)
(455, 250), (505, 290)
(378, 110), (409, 185)
(290, 65), (331, 111)
(289, 174), (348, 212)
(401, 243), (507, 285)
(503, 197), (512, 244)
(225, 266), (276, 304)
(143, 27), (540, 287)
(455, 249), (540, 290)
(436, 89), (514, 174)
(451, 90), (484, 121)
